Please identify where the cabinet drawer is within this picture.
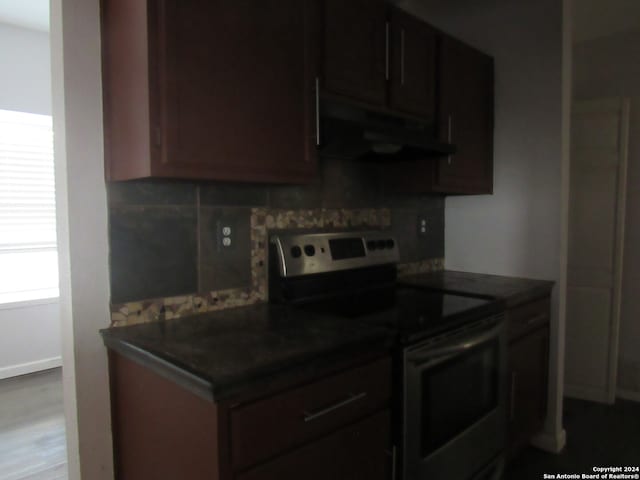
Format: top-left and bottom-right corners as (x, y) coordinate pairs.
(507, 297), (550, 342)
(236, 410), (391, 480)
(231, 356), (391, 470)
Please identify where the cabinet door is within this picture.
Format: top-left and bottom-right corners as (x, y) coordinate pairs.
(508, 326), (549, 457)
(389, 8), (436, 121)
(236, 411), (391, 480)
(436, 35), (494, 193)
(155, 0), (318, 183)
(322, 0), (387, 107)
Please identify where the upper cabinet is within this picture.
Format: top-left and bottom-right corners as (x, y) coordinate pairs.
(103, 1), (494, 193)
(434, 36), (494, 194)
(102, 0), (319, 183)
(322, 2), (437, 122)
(322, 0), (388, 108)
(384, 32), (494, 195)
(388, 8), (437, 121)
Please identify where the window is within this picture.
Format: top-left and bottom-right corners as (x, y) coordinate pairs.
(0, 109), (58, 305)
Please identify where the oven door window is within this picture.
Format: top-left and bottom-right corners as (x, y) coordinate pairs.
(419, 340), (499, 458)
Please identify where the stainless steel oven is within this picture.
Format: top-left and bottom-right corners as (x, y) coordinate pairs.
(403, 315), (506, 480)
(268, 230), (507, 480)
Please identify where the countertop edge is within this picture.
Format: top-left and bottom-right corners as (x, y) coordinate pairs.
(102, 335), (215, 402)
(101, 329), (394, 404)
(504, 284), (555, 308)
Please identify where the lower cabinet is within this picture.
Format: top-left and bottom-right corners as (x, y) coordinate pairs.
(108, 352), (392, 480)
(506, 297), (550, 458)
(237, 411), (390, 480)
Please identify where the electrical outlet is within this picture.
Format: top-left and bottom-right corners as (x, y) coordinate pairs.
(217, 220), (234, 250)
(417, 216), (428, 237)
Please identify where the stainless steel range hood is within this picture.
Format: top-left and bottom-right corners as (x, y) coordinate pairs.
(319, 99), (455, 160)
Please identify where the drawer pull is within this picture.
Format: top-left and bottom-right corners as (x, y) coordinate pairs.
(385, 22), (390, 80)
(510, 372), (517, 421)
(386, 445), (397, 480)
(315, 77), (320, 146)
(303, 392), (367, 423)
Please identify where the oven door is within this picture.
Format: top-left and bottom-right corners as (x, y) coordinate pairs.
(403, 317), (506, 480)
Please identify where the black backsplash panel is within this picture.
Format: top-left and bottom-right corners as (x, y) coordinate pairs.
(107, 156), (445, 303)
(109, 205), (198, 303)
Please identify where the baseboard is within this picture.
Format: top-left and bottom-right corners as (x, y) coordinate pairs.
(564, 384), (614, 404)
(531, 428), (567, 454)
(0, 357), (62, 380)
(617, 388), (640, 403)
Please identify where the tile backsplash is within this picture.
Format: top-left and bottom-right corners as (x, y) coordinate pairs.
(108, 156), (445, 326)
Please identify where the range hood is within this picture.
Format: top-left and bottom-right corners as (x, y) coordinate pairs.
(319, 99), (455, 160)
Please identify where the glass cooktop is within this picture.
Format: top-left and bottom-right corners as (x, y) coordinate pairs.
(296, 285), (502, 343)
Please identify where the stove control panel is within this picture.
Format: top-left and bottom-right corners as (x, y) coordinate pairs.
(270, 231), (399, 277)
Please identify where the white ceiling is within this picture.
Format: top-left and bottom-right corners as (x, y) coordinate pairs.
(574, 0), (640, 43)
(0, 0), (49, 32)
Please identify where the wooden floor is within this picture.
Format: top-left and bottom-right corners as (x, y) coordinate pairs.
(0, 368), (67, 480)
(508, 397), (640, 479)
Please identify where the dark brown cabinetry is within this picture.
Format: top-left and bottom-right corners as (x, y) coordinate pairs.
(322, 0), (388, 108)
(322, 2), (437, 122)
(435, 35), (494, 194)
(237, 411), (390, 480)
(102, 0), (318, 183)
(103, 1), (494, 192)
(230, 357), (391, 470)
(383, 32), (494, 195)
(109, 352), (392, 480)
(389, 8), (437, 121)
(506, 297), (550, 458)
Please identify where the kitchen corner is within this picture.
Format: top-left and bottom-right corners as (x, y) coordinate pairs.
(96, 1), (561, 480)
(101, 228), (553, 479)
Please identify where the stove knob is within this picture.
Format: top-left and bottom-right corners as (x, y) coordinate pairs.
(366, 240), (377, 251)
(386, 239), (395, 249)
(304, 245), (316, 256)
(290, 246), (302, 258)
(376, 239), (386, 250)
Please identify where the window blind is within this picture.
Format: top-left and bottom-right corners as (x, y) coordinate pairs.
(0, 109), (58, 304)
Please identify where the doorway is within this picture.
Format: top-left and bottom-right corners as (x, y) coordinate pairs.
(565, 98), (629, 403)
(0, 2), (68, 478)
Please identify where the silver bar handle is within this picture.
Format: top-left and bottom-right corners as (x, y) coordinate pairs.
(385, 445), (397, 480)
(391, 445), (397, 480)
(409, 322), (502, 365)
(510, 372), (517, 421)
(303, 392), (367, 423)
(447, 114), (453, 165)
(400, 28), (405, 86)
(315, 77), (320, 146)
(385, 22), (390, 81)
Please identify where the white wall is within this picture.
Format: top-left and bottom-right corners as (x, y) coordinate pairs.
(0, 21), (60, 377)
(574, 29), (640, 399)
(0, 302), (61, 378)
(0, 23), (52, 115)
(51, 0), (114, 478)
(401, 0), (569, 452)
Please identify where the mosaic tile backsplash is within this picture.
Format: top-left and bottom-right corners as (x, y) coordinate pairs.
(108, 157), (445, 326)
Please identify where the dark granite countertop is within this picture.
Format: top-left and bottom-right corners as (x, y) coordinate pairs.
(399, 270), (554, 307)
(101, 303), (394, 403)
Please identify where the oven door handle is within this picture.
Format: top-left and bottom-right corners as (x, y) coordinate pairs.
(409, 323), (502, 365)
